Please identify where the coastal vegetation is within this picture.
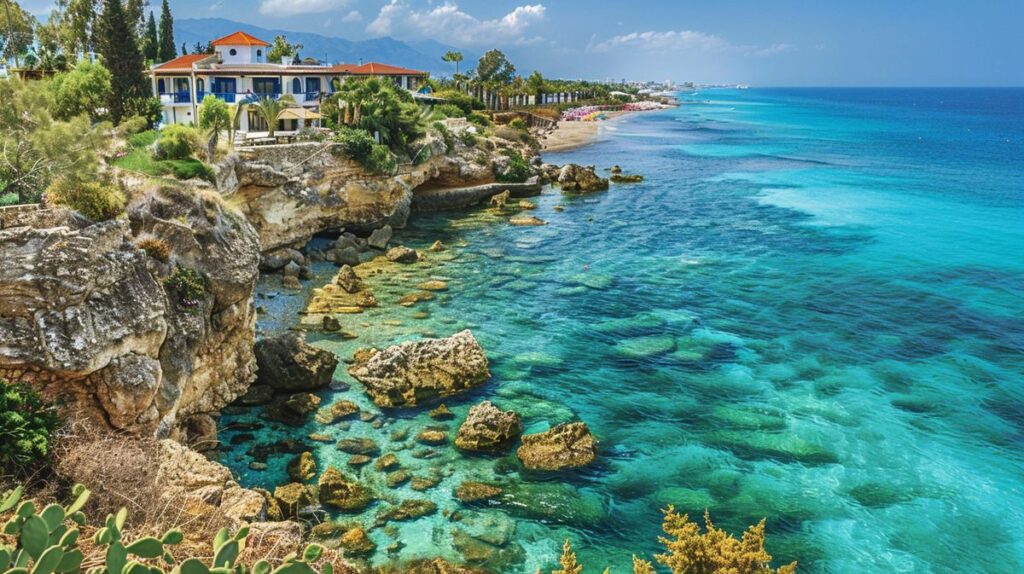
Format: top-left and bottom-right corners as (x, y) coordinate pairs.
(0, 381), (60, 475)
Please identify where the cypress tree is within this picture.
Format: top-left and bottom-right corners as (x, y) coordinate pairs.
(95, 0), (148, 123)
(144, 11), (158, 62)
(157, 0), (175, 62)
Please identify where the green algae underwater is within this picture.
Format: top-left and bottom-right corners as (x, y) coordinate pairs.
(222, 88), (1024, 574)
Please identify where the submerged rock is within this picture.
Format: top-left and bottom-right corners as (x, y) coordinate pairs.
(429, 403), (455, 420)
(610, 174), (644, 183)
(375, 499), (438, 525)
(428, 240), (447, 252)
(264, 392), (321, 426)
(273, 482), (315, 519)
(339, 525), (376, 556)
(318, 467), (375, 512)
(286, 451), (316, 482)
(386, 245), (420, 264)
(348, 330), (490, 408)
(254, 332), (338, 392)
(375, 453), (401, 471)
(416, 429), (448, 445)
(509, 216), (547, 226)
(455, 481), (504, 503)
(516, 422), (597, 470)
(337, 437), (380, 455)
(454, 401), (522, 453)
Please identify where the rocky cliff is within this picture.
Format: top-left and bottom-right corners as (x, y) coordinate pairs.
(0, 186), (260, 440)
(217, 134), (526, 252)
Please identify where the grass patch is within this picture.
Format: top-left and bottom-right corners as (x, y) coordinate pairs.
(112, 130), (214, 182)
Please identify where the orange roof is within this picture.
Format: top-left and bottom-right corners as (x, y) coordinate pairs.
(211, 31), (271, 47)
(348, 62), (426, 76)
(153, 53), (212, 71)
(329, 63), (360, 73)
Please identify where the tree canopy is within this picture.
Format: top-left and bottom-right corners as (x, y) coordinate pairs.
(267, 35), (303, 64)
(157, 0), (175, 62)
(49, 60), (112, 121)
(475, 49), (516, 85)
(94, 0), (148, 123)
(0, 0), (37, 67)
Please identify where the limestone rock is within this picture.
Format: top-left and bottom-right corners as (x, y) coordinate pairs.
(339, 525), (376, 556)
(455, 401), (522, 453)
(429, 403), (454, 420)
(416, 429), (448, 445)
(610, 174), (643, 183)
(488, 190), (511, 208)
(517, 200), (536, 210)
(557, 164), (609, 193)
(335, 265), (362, 293)
(265, 392), (321, 426)
(386, 245), (419, 264)
(0, 186), (260, 437)
(318, 467), (375, 512)
(454, 481), (504, 503)
(254, 332), (338, 392)
(281, 275), (301, 290)
(509, 216), (546, 226)
(348, 330), (490, 408)
(337, 437), (380, 455)
(375, 499), (437, 525)
(273, 483), (314, 519)
(375, 453), (400, 471)
(286, 451), (316, 482)
(428, 240), (446, 252)
(367, 225), (393, 250)
(516, 422), (596, 470)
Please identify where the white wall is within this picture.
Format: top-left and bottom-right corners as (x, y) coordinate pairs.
(215, 45), (266, 65)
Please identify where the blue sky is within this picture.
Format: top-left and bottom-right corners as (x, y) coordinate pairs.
(22, 0), (1024, 85)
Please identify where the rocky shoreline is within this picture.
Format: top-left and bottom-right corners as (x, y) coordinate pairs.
(0, 119), (644, 572)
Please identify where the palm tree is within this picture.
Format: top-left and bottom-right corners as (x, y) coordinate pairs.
(442, 50), (463, 78)
(253, 95), (295, 137)
(228, 101), (247, 145)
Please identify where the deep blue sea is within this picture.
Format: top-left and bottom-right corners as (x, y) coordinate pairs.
(225, 88), (1024, 573)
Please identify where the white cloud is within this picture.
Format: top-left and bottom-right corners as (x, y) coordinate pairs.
(209, 1), (223, 11)
(749, 43), (795, 57)
(342, 10), (363, 23)
(588, 30), (728, 53)
(259, 0), (348, 16)
(367, 1), (545, 46)
(587, 29), (794, 58)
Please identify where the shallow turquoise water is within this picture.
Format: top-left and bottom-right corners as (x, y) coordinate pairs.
(225, 88), (1024, 573)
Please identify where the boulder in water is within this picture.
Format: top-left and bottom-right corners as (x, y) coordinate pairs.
(318, 467), (375, 512)
(386, 245), (420, 264)
(348, 330), (490, 408)
(516, 422), (597, 470)
(455, 401), (522, 452)
(254, 332), (338, 392)
(557, 164), (609, 193)
(367, 225), (393, 250)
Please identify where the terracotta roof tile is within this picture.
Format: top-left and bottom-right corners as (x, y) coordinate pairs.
(348, 62), (426, 76)
(153, 54), (213, 70)
(211, 31), (271, 47)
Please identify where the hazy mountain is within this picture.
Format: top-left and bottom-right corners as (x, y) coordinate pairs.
(173, 18), (475, 75)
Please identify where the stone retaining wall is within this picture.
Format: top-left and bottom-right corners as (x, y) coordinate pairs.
(411, 179), (543, 212)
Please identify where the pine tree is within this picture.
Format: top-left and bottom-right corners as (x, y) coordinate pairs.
(95, 0), (148, 123)
(157, 0), (174, 62)
(143, 11), (158, 62)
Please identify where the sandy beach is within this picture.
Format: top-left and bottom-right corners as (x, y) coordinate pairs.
(538, 110), (644, 152)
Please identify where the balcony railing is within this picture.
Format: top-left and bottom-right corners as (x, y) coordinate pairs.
(159, 91), (191, 104)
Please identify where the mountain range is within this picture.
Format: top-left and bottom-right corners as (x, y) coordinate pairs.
(174, 18), (473, 76)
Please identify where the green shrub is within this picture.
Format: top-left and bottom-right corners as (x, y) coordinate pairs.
(496, 149), (531, 183)
(458, 130), (478, 148)
(0, 192), (19, 207)
(0, 380), (61, 472)
(433, 90), (485, 114)
(432, 121), (455, 152)
(136, 237), (170, 262)
(332, 126), (375, 164)
(163, 266), (206, 308)
(467, 112), (492, 128)
(127, 129), (159, 149)
(509, 117), (528, 131)
(0, 484), (335, 574)
(366, 144), (397, 175)
(45, 177), (126, 221)
(116, 116), (150, 137)
(154, 125), (199, 161)
(433, 103), (465, 118)
(124, 96), (164, 129)
(156, 159), (214, 182)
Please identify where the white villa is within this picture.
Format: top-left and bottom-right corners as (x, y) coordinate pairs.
(147, 31), (428, 134)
